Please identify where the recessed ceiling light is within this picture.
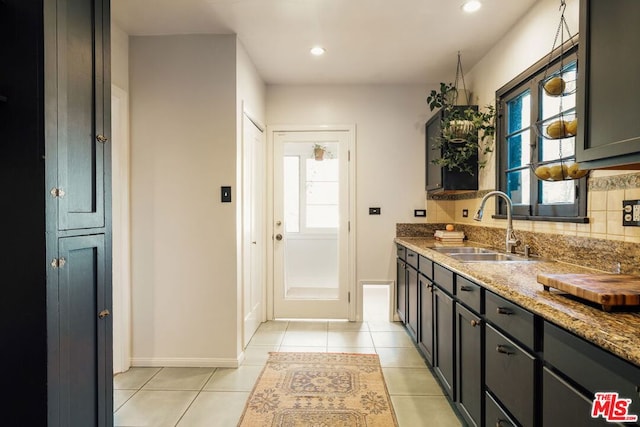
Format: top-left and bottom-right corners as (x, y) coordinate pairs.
(310, 46), (326, 56)
(462, 1), (482, 13)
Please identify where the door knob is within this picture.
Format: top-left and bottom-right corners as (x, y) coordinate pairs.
(275, 234), (283, 241)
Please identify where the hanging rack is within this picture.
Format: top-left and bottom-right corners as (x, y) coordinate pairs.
(530, 0), (587, 181)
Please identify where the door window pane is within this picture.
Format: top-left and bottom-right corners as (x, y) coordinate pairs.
(284, 156), (300, 233)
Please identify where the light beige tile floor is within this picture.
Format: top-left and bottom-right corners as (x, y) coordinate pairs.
(113, 290), (463, 426)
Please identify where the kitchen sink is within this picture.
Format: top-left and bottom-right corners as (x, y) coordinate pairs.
(449, 252), (537, 262)
(431, 247), (495, 254)
(431, 246), (539, 262)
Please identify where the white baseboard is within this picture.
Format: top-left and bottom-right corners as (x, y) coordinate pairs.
(130, 354), (244, 368)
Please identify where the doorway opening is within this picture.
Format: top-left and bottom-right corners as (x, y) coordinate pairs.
(362, 283), (391, 322)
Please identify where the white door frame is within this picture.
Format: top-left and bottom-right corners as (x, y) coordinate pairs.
(266, 124), (357, 321)
(111, 84), (131, 374)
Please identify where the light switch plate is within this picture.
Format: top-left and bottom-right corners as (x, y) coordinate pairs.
(369, 207), (381, 215)
(414, 209), (426, 217)
(221, 186), (232, 203)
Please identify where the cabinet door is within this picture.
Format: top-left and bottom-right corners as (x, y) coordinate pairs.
(419, 275), (434, 365)
(396, 258), (407, 323)
(54, 234), (112, 427)
(433, 285), (454, 399)
(425, 113), (443, 191)
(406, 265), (418, 341)
(543, 367), (610, 427)
(456, 304), (482, 427)
(485, 324), (535, 427)
(56, 0), (109, 230)
(576, 0), (640, 168)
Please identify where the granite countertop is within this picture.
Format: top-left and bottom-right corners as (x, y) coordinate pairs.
(395, 237), (640, 368)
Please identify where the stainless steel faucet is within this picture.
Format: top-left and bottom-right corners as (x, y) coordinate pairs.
(473, 190), (521, 253)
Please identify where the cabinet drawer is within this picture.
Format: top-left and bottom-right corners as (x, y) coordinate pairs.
(543, 367), (607, 427)
(486, 392), (518, 427)
(418, 255), (433, 279)
(486, 324), (535, 427)
(433, 263), (454, 295)
(486, 291), (534, 350)
(396, 244), (406, 260)
(406, 249), (418, 269)
(544, 321), (640, 418)
(456, 276), (481, 314)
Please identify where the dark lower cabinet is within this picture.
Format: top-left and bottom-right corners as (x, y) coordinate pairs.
(406, 264), (418, 341)
(485, 324), (535, 427)
(418, 275), (434, 365)
(543, 367), (607, 427)
(433, 285), (455, 399)
(55, 235), (112, 426)
(456, 304), (482, 427)
(396, 258), (407, 323)
(486, 391), (517, 427)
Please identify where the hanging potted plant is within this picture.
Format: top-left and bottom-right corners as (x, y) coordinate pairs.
(313, 143), (327, 161)
(427, 83), (496, 175)
(426, 54), (496, 175)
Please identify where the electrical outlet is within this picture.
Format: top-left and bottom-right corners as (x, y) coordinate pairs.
(369, 207), (381, 215)
(462, 209), (469, 218)
(622, 200), (640, 226)
(414, 209), (426, 217)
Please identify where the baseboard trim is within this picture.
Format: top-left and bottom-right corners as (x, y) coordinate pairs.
(130, 356), (243, 368)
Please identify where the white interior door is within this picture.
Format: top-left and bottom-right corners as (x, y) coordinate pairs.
(273, 130), (351, 319)
(243, 113), (265, 347)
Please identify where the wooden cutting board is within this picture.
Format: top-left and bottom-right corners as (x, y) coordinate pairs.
(537, 273), (640, 311)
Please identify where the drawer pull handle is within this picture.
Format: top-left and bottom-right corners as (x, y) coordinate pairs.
(407, 253), (415, 257)
(497, 307), (514, 315)
(496, 344), (514, 355)
(496, 420), (509, 427)
(460, 285), (474, 292)
(470, 319), (480, 327)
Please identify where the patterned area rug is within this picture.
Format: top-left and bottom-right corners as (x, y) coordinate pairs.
(238, 352), (399, 427)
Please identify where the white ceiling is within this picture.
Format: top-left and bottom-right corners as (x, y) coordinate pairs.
(112, 0), (539, 85)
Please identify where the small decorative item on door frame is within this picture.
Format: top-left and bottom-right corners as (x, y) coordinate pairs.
(313, 143), (328, 161)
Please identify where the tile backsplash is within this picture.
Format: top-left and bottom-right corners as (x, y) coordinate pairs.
(397, 222), (640, 276)
(407, 171), (640, 274)
(424, 171), (640, 244)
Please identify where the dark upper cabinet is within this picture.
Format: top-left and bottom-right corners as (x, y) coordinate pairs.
(576, 0), (640, 169)
(425, 108), (479, 193)
(54, 0), (109, 230)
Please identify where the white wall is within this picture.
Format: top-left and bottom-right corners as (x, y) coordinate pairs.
(130, 34), (241, 365)
(267, 85), (431, 283)
(111, 23), (129, 92)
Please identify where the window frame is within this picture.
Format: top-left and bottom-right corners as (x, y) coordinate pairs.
(495, 41), (588, 223)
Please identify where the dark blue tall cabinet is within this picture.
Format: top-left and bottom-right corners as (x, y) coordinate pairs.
(0, 0), (113, 425)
